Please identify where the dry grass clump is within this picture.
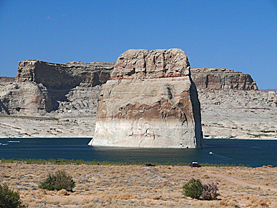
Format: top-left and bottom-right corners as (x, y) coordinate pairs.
(263, 165), (273, 168)
(57, 189), (68, 196)
(202, 174), (210, 179)
(217, 198), (239, 207)
(243, 195), (271, 207)
(44, 196), (61, 206)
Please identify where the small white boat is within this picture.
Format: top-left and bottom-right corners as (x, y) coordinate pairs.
(209, 152), (213, 155)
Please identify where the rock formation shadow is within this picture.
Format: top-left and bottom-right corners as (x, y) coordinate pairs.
(47, 87), (73, 112)
(189, 80), (204, 148)
(0, 100), (10, 115)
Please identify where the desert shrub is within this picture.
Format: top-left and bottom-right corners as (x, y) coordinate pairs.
(182, 179), (220, 200)
(39, 170), (75, 191)
(201, 182), (220, 200)
(0, 184), (23, 208)
(182, 178), (203, 199)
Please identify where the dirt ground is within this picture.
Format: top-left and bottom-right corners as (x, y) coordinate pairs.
(0, 163), (276, 207)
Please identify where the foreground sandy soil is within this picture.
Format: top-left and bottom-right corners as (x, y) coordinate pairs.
(0, 163), (276, 207)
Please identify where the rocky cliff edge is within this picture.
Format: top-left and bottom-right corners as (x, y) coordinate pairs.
(191, 68), (258, 90)
(0, 60), (113, 115)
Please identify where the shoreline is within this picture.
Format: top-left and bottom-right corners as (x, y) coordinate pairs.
(1, 136), (277, 140)
(204, 136), (277, 140)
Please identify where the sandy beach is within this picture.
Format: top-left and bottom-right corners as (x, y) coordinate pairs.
(0, 163), (276, 207)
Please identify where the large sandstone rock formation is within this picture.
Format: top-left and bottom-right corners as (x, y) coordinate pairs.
(89, 49), (204, 148)
(0, 60), (259, 116)
(0, 51), (273, 140)
(191, 68), (258, 90)
(0, 82), (50, 115)
(0, 61), (113, 115)
(16, 61), (112, 88)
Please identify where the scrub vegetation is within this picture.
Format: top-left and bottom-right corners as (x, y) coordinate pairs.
(0, 184), (23, 208)
(182, 178), (220, 200)
(0, 159), (276, 207)
(39, 170), (75, 191)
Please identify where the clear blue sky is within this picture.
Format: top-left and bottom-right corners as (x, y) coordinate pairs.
(0, 0), (276, 89)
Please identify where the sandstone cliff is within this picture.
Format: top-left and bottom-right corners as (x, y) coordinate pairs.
(0, 61), (113, 115)
(0, 60), (259, 116)
(16, 61), (112, 88)
(89, 49), (204, 148)
(0, 51), (274, 140)
(199, 89), (277, 139)
(0, 77), (15, 84)
(190, 68), (258, 90)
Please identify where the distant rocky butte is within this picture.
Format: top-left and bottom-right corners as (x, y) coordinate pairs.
(190, 68), (258, 90)
(16, 60), (113, 88)
(0, 60), (113, 115)
(88, 49), (204, 148)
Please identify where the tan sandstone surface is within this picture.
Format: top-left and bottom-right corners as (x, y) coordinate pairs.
(90, 49), (203, 148)
(0, 163), (276, 207)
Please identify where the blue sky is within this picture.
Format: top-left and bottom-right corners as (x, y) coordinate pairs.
(0, 0), (276, 89)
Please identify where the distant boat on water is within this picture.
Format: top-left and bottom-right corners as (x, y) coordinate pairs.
(0, 140), (20, 145)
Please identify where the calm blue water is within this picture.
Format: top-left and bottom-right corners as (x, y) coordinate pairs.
(0, 138), (276, 167)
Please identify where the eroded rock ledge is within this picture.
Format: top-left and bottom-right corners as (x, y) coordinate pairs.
(191, 68), (258, 90)
(16, 60), (113, 88)
(0, 61), (113, 115)
(89, 49), (204, 148)
(0, 59), (258, 116)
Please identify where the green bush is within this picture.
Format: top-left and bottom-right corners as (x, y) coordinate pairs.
(39, 170), (75, 191)
(182, 179), (220, 200)
(0, 184), (23, 208)
(182, 178), (203, 199)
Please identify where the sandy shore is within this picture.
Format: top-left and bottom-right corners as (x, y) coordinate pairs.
(0, 114), (276, 140)
(0, 163), (276, 207)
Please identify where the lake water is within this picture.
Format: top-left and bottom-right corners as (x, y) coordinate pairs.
(0, 138), (276, 167)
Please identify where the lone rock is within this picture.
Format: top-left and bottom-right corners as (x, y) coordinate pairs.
(89, 49), (204, 148)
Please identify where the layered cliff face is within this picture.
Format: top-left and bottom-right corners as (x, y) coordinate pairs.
(191, 68), (258, 90)
(0, 77), (15, 84)
(16, 61), (112, 88)
(89, 49), (204, 148)
(0, 59), (258, 116)
(0, 61), (113, 115)
(0, 82), (51, 115)
(0, 51), (270, 140)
